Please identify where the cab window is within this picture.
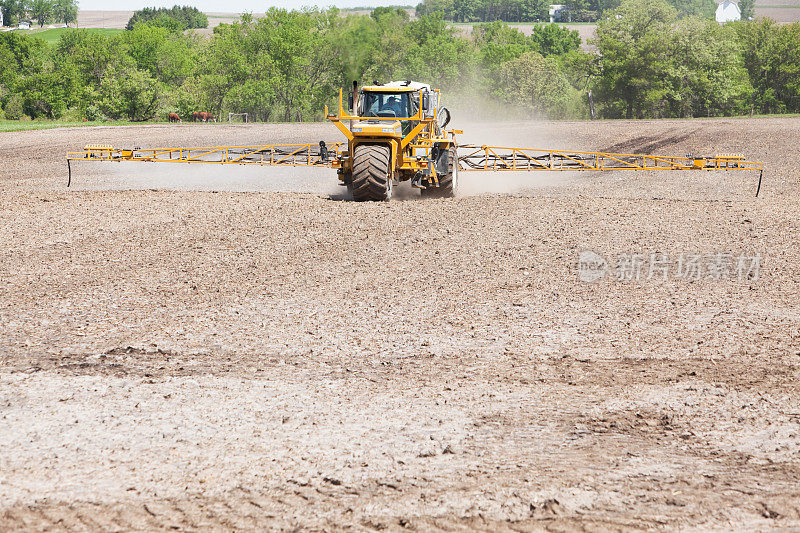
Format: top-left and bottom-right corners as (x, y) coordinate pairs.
(362, 92), (412, 118)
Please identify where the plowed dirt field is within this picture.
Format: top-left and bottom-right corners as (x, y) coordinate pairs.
(1, 118), (799, 531)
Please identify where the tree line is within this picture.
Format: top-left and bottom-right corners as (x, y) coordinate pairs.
(0, 0), (798, 123)
(415, 0), (755, 23)
(125, 6), (208, 31)
(1, 0), (78, 27)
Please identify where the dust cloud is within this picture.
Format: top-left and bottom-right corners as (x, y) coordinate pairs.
(71, 161), (344, 197)
(450, 115), (587, 197)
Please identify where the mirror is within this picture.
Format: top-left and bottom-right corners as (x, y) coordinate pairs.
(422, 93), (430, 112)
(347, 94), (354, 111)
(438, 107), (451, 129)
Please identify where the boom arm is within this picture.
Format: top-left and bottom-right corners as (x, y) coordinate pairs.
(66, 142), (764, 194)
(458, 145), (763, 172)
(66, 142), (345, 187)
(67, 142), (345, 166)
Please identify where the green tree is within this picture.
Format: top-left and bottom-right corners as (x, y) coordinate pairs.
(126, 5), (208, 31)
(55, 29), (123, 84)
(566, 0), (599, 22)
(100, 66), (160, 120)
(666, 0), (715, 18)
(739, 0), (755, 20)
(531, 23), (581, 55)
(473, 21), (534, 67)
(53, 0), (77, 26)
(224, 78), (276, 121)
(557, 48), (597, 90)
(141, 14), (186, 33)
(172, 79), (204, 120)
(735, 19), (800, 113)
(520, 0), (551, 21)
(4, 94), (23, 119)
(200, 16), (273, 120)
(593, 0), (678, 118)
(665, 18), (751, 116)
(0, 30), (80, 119)
(199, 9), (339, 121)
(327, 10), (383, 86)
(249, 9), (336, 121)
(371, 6), (410, 22)
(396, 13), (474, 89)
(596, 0), (622, 15)
(452, 0), (476, 22)
(199, 21), (246, 115)
(0, 32), (47, 111)
(122, 24), (195, 85)
(494, 51), (582, 117)
(21, 70), (68, 118)
(1, 0), (27, 27)
(30, 0), (54, 27)
(415, 0), (454, 18)
(0, 3), (788, 124)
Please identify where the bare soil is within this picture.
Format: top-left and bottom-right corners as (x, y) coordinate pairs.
(76, 11), (133, 30)
(76, 11), (256, 30)
(754, 5), (800, 21)
(1, 118), (799, 531)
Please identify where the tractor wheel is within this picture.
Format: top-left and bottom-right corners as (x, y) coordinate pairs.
(422, 145), (458, 199)
(351, 144), (392, 201)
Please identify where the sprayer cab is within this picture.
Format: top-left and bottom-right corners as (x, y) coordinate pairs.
(325, 80), (460, 201)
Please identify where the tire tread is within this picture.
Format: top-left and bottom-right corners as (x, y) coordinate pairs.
(352, 144), (392, 201)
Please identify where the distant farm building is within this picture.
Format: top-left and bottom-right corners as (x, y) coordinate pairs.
(716, 0), (741, 23)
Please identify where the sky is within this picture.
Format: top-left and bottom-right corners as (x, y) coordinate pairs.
(77, 1), (410, 11)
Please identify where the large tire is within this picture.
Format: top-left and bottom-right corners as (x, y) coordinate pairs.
(422, 145), (458, 198)
(351, 144), (392, 201)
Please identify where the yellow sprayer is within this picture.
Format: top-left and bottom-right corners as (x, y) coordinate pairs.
(67, 80), (764, 198)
